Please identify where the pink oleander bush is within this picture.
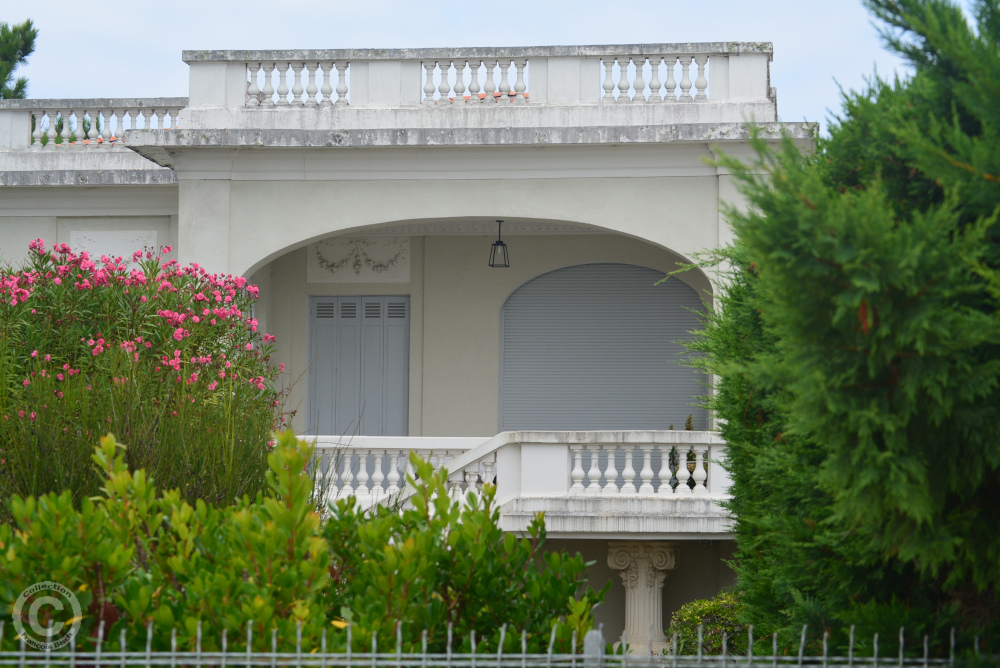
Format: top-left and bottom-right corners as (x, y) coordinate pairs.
(0, 240), (285, 517)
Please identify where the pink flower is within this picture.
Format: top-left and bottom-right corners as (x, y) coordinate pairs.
(57, 373), (64, 381)
(218, 371), (226, 379)
(30, 350), (38, 358)
(44, 354), (50, 362)
(140, 295), (147, 303)
(53, 278), (61, 285)
(279, 363), (285, 373)
(245, 343), (253, 351)
(22, 379), (29, 386)
(208, 381), (218, 391)
(264, 334), (276, 343)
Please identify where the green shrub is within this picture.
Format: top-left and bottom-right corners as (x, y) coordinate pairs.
(324, 456), (606, 653)
(0, 431), (602, 653)
(667, 591), (748, 655)
(0, 240), (284, 516)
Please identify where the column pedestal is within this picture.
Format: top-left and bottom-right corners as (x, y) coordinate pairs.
(608, 542), (676, 654)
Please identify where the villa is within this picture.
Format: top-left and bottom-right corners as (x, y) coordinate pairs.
(0, 43), (814, 650)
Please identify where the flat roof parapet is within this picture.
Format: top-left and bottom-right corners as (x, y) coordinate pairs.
(182, 42), (773, 63)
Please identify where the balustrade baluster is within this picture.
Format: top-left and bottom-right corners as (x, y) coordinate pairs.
(152, 109), (163, 131)
(276, 62), (290, 105)
(247, 64), (261, 106)
(340, 453), (355, 497)
(454, 60), (467, 103)
(261, 63), (275, 106)
(86, 109), (98, 143)
(305, 63), (318, 106)
(638, 445), (655, 494)
(313, 454), (326, 496)
(694, 55), (709, 101)
(386, 451), (401, 495)
(101, 110), (111, 146)
(617, 57), (631, 103)
(355, 449), (370, 495)
(570, 445), (585, 493)
(468, 59), (481, 102)
(320, 63), (334, 106)
(498, 59), (511, 101)
(631, 57), (646, 102)
(657, 445), (673, 494)
(692, 445), (708, 494)
(585, 445), (602, 494)
(620, 445), (637, 494)
(464, 468), (479, 499)
(31, 112), (42, 149)
(63, 111), (75, 146)
(602, 58), (615, 102)
(601, 445), (619, 494)
(483, 60), (497, 102)
(114, 109), (126, 142)
(438, 61), (452, 104)
(513, 59), (527, 103)
(44, 111), (57, 149)
(482, 456), (495, 487)
(648, 56), (662, 102)
(664, 56), (678, 101)
(335, 62), (349, 105)
(400, 451), (412, 487)
(674, 445), (692, 495)
(679, 57), (693, 101)
(423, 62), (436, 104)
(371, 451), (385, 498)
(291, 63), (305, 106)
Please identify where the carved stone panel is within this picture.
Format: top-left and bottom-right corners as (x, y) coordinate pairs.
(306, 237), (410, 284)
(68, 230), (158, 263)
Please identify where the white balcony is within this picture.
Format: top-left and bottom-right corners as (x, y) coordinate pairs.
(309, 430), (732, 539)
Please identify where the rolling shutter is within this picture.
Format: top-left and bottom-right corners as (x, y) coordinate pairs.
(309, 296), (409, 435)
(500, 263), (707, 431)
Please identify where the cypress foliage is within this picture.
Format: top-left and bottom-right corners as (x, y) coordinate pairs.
(691, 0), (1000, 650)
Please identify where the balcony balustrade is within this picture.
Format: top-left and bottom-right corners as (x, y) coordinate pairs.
(309, 431), (731, 537)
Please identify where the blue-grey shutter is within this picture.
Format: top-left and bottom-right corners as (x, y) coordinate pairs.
(384, 299), (410, 436)
(336, 298), (362, 435)
(310, 295), (409, 436)
(360, 298), (385, 435)
(500, 263), (707, 431)
(309, 299), (338, 434)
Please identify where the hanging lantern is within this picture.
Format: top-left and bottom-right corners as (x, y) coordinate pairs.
(488, 219), (510, 268)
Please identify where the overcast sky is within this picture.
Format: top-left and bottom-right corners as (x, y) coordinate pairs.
(8, 0), (926, 134)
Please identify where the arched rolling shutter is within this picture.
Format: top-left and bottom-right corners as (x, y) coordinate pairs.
(500, 263), (707, 431)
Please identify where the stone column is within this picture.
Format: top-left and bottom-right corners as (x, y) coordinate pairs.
(608, 542), (676, 654)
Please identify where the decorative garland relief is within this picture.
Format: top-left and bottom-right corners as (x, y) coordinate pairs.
(307, 237), (410, 284)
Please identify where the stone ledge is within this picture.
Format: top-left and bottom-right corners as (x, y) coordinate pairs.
(182, 42), (773, 63)
(0, 169), (178, 187)
(498, 495), (734, 536)
(127, 122), (813, 152)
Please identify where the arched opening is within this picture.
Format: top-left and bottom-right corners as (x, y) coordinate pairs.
(500, 263), (707, 431)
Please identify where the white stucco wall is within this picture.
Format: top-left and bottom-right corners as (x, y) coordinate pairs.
(260, 232), (711, 437)
(0, 186), (179, 266)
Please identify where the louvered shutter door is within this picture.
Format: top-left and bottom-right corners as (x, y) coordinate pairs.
(360, 298), (385, 435)
(384, 299), (410, 436)
(336, 298), (362, 435)
(500, 263), (707, 431)
(309, 296), (409, 436)
(309, 299), (338, 434)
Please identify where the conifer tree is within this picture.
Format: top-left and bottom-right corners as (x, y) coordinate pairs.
(691, 0), (1000, 647)
(0, 19), (37, 100)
